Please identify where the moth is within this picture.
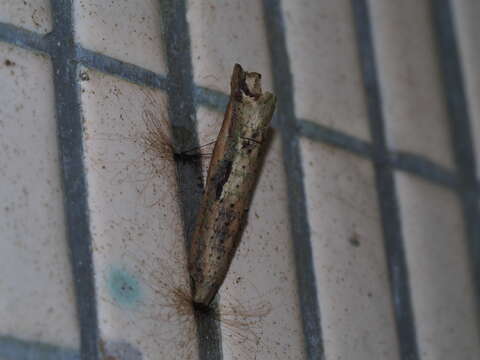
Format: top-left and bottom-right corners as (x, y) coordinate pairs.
(188, 64), (277, 307)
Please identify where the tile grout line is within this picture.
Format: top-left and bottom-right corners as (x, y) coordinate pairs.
(432, 0), (480, 331)
(299, 119), (459, 188)
(298, 118), (374, 157)
(75, 46), (168, 90)
(388, 151), (458, 189)
(0, 22), (50, 53)
(160, 0), (223, 359)
(0, 335), (80, 360)
(49, 1), (100, 359)
(351, 1), (420, 359)
(262, 1), (325, 359)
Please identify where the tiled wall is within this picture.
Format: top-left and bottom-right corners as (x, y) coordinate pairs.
(1, 1), (479, 360)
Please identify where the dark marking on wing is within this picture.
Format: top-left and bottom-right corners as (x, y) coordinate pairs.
(214, 160), (233, 199)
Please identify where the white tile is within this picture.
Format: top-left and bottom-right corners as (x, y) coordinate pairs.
(74, 0), (167, 74)
(80, 69), (198, 359)
(0, 43), (79, 348)
(197, 106), (307, 360)
(187, 0), (273, 93)
(301, 139), (400, 360)
(283, 0), (371, 141)
(0, 0), (52, 34)
(451, 1), (480, 178)
(396, 172), (480, 360)
(368, 0), (455, 169)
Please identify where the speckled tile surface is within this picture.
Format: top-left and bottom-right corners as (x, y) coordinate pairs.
(0, 42), (79, 349)
(75, 0), (167, 74)
(396, 172), (480, 360)
(80, 69), (193, 359)
(0, 0), (51, 34)
(301, 139), (400, 360)
(283, 0), (371, 141)
(369, 0), (455, 169)
(188, 0), (273, 93)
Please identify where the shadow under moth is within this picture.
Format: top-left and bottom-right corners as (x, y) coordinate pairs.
(188, 64), (277, 307)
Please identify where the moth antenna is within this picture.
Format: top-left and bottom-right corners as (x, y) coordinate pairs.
(182, 139), (217, 154)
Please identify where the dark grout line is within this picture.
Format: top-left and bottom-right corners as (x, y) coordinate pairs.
(389, 151), (459, 189)
(49, 1), (100, 360)
(298, 118), (374, 157)
(262, 1), (325, 359)
(299, 119), (459, 188)
(161, 0), (200, 277)
(75, 47), (167, 90)
(432, 0), (480, 329)
(193, 85), (229, 112)
(160, 0), (223, 359)
(0, 22), (50, 54)
(351, 1), (420, 359)
(0, 336), (79, 360)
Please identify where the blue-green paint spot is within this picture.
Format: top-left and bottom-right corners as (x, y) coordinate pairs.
(107, 266), (142, 308)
